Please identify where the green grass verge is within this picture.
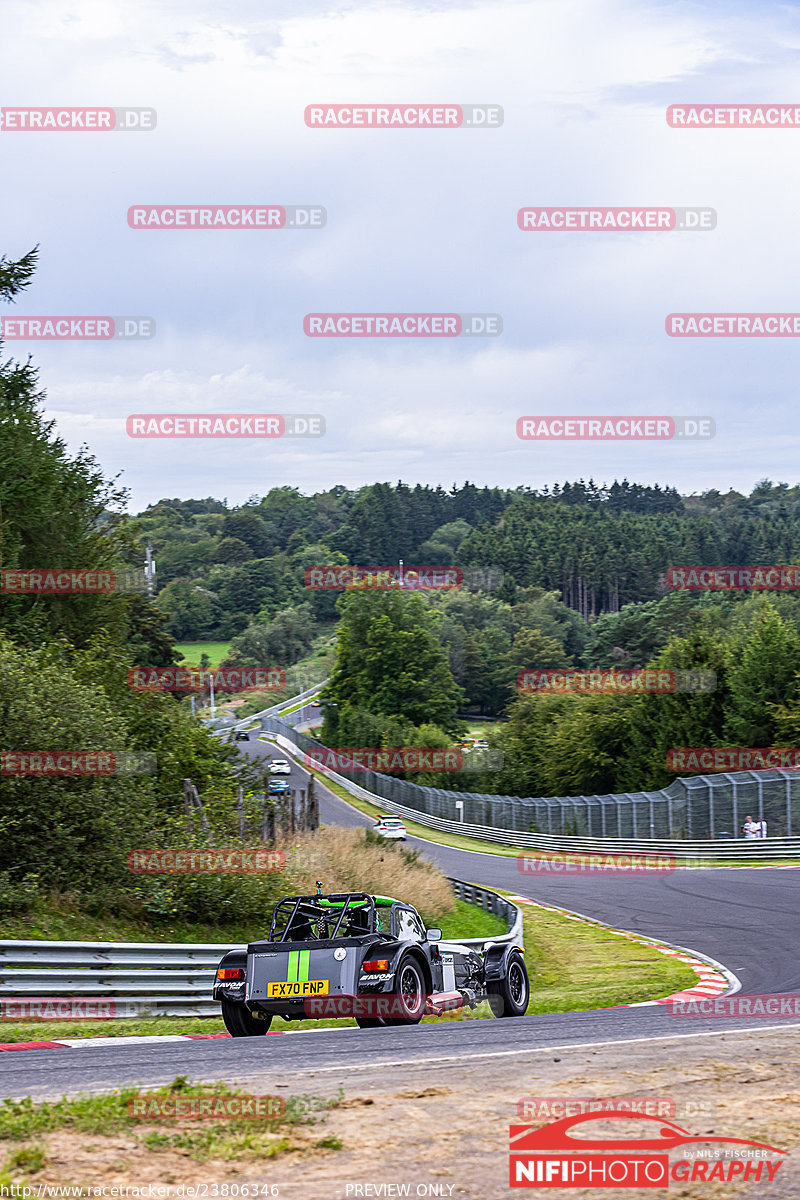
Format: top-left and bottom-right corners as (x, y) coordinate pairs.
(0, 1077), (341, 1171)
(173, 642), (231, 668)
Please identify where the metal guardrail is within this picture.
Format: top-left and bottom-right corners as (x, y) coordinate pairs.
(0, 880), (520, 1018)
(447, 879), (523, 949)
(233, 681), (328, 730)
(268, 724), (800, 858)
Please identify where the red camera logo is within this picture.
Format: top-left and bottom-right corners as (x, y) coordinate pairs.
(510, 1111), (785, 1188)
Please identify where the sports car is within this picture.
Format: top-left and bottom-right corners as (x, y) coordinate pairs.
(213, 889), (530, 1035)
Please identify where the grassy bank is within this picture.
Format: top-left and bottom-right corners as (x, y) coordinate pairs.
(0, 1078), (343, 1185)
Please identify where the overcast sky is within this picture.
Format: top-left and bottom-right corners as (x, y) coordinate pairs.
(2, 0), (799, 512)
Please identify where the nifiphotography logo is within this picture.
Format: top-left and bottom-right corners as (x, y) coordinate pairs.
(509, 1111), (786, 1188)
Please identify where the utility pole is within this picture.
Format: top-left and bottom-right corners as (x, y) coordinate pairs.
(399, 557), (404, 587)
(145, 544), (156, 597)
(209, 671), (216, 718)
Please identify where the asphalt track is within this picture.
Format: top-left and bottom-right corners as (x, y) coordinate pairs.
(1, 737), (798, 1099)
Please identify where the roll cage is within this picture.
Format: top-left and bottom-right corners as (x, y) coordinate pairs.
(268, 891), (397, 941)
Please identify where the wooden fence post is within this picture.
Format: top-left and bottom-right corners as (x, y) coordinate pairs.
(237, 786), (245, 840)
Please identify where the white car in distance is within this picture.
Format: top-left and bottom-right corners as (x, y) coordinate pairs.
(268, 759), (292, 776)
(374, 815), (407, 841)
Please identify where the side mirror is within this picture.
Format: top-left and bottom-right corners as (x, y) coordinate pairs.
(426, 928), (442, 941)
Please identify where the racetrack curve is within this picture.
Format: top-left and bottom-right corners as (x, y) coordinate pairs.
(2, 743), (797, 1100)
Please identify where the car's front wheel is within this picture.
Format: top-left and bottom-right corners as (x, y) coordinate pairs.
(487, 950), (530, 1018)
(221, 998), (273, 1037)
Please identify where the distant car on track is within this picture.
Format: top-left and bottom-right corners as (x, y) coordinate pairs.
(374, 816), (407, 841)
(268, 778), (290, 795)
(234, 730), (250, 741)
(268, 759), (291, 775)
(213, 889), (530, 1035)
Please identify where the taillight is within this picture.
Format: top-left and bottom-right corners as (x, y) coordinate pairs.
(362, 959), (389, 972)
(216, 967), (244, 981)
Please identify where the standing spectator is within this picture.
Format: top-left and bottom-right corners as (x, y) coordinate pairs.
(743, 814), (760, 839)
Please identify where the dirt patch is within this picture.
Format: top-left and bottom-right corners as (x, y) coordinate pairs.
(5, 1029), (800, 1198)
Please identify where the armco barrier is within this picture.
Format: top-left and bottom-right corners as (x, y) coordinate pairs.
(269, 729), (800, 859)
(0, 879), (521, 1018)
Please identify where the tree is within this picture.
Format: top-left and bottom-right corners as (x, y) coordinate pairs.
(156, 579), (221, 639)
(723, 601), (800, 746)
(0, 637), (159, 887)
(324, 590), (463, 732)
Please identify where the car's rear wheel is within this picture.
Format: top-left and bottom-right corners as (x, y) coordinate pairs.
(382, 957), (426, 1026)
(487, 950), (530, 1018)
(355, 1016), (386, 1028)
(221, 998), (272, 1037)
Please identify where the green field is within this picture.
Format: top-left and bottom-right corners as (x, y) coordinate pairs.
(173, 642), (231, 668)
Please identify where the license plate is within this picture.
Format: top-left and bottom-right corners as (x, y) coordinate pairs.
(267, 980), (329, 998)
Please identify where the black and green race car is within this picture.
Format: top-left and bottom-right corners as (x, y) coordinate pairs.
(213, 889), (530, 1035)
